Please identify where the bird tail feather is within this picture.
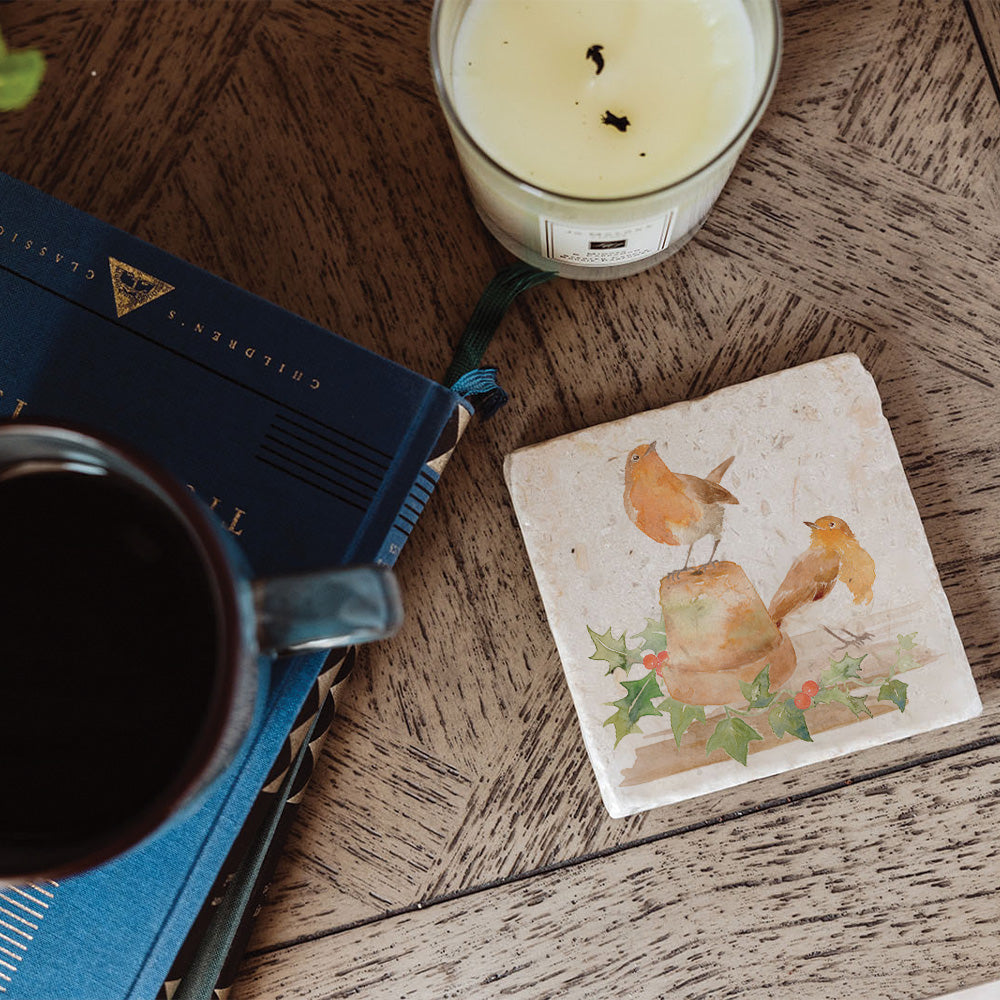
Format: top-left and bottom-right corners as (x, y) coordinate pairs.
(706, 455), (735, 483)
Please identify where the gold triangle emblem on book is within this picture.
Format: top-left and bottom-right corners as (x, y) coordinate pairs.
(108, 257), (174, 318)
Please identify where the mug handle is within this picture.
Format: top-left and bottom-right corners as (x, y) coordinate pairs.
(253, 565), (403, 655)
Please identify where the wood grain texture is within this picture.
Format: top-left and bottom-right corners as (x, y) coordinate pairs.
(1, 1), (998, 997)
(242, 740), (1000, 1000)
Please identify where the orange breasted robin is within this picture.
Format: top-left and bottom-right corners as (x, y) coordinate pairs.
(768, 515), (875, 627)
(623, 442), (738, 568)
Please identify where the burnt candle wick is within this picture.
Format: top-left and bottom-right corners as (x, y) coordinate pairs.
(602, 110), (630, 132)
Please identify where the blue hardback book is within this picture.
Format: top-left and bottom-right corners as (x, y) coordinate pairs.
(0, 170), (467, 1000)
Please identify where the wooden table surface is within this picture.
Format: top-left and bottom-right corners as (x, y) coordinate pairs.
(2, 1), (999, 998)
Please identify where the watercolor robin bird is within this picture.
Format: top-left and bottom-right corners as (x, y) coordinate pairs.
(768, 515), (875, 628)
(623, 443), (738, 568)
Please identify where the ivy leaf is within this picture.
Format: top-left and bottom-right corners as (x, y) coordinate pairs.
(879, 678), (908, 712)
(588, 625), (641, 675)
(739, 664), (776, 710)
(768, 698), (813, 742)
(705, 716), (763, 765)
(631, 616), (668, 653)
(821, 652), (867, 688)
(663, 696), (706, 748)
(603, 673), (664, 747)
(812, 686), (873, 718)
(893, 632), (920, 674)
(0, 33), (46, 112)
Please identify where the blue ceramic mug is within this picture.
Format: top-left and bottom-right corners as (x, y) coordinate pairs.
(0, 421), (401, 882)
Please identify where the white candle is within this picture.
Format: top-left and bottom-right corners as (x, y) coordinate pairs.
(453, 0), (755, 199)
(432, 0), (781, 278)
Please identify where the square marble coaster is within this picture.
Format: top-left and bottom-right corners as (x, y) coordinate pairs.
(504, 354), (982, 818)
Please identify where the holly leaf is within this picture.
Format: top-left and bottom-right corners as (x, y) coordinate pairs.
(705, 716), (763, 765)
(588, 625), (642, 675)
(812, 686), (873, 718)
(739, 664), (776, 710)
(768, 698), (813, 742)
(897, 632), (917, 651)
(879, 678), (908, 712)
(631, 616), (668, 653)
(663, 696), (706, 747)
(0, 33), (45, 112)
(603, 673), (663, 746)
(821, 652), (867, 687)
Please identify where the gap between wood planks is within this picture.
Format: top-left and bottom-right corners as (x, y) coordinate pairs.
(965, 0), (1000, 107)
(247, 729), (1000, 959)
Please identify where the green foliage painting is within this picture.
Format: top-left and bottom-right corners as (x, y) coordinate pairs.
(590, 619), (920, 766)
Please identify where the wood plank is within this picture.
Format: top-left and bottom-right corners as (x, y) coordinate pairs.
(237, 738), (1000, 999)
(835, 0), (999, 207)
(0, 1), (266, 229)
(967, 1), (1000, 108)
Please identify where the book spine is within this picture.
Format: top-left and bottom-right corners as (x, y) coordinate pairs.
(158, 402), (472, 999)
(155, 648), (354, 1000)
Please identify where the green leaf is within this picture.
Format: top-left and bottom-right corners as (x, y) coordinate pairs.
(0, 35), (45, 112)
(821, 652), (867, 688)
(705, 716), (763, 765)
(603, 673), (664, 747)
(587, 625), (641, 675)
(663, 697), (706, 748)
(879, 678), (908, 712)
(893, 632), (920, 674)
(768, 698), (813, 742)
(631, 616), (668, 653)
(739, 664), (776, 710)
(812, 686), (873, 718)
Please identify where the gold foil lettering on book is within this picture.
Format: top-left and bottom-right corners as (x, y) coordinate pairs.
(0, 227), (95, 279)
(0, 221), (317, 388)
(0, 391), (29, 420)
(164, 311), (320, 388)
(188, 486), (249, 537)
(108, 258), (175, 318)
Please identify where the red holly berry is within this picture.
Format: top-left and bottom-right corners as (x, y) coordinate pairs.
(801, 680), (820, 697)
(643, 653), (657, 670)
(656, 650), (670, 665)
(794, 692), (812, 710)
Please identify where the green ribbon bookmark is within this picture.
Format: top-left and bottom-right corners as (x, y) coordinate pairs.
(443, 262), (556, 390)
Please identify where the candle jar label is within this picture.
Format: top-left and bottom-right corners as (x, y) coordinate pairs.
(540, 211), (675, 268)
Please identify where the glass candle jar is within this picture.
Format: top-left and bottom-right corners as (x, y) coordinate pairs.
(431, 0), (782, 280)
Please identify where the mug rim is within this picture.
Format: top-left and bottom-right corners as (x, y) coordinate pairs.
(0, 419), (245, 882)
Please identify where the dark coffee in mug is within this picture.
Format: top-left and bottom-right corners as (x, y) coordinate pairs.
(0, 465), (222, 877)
(0, 420), (401, 882)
